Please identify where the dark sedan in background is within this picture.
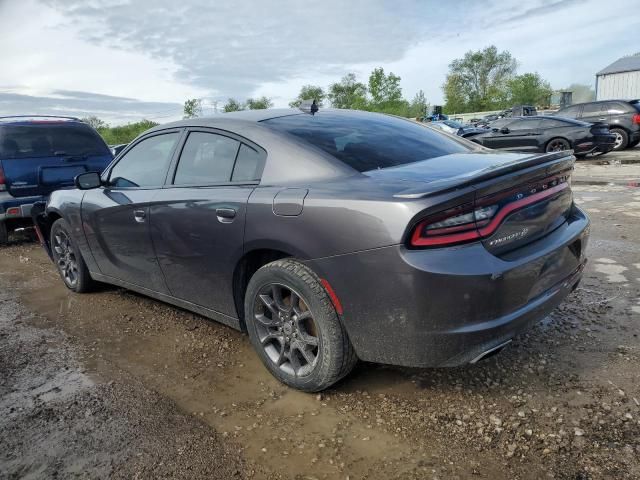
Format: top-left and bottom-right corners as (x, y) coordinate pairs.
(428, 120), (488, 138)
(33, 109), (589, 391)
(466, 116), (616, 157)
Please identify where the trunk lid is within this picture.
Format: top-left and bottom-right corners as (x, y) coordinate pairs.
(366, 151), (575, 254)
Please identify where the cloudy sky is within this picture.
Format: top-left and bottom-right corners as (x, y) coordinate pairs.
(0, 0), (637, 124)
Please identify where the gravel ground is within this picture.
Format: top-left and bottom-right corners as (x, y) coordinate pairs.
(0, 181), (639, 479)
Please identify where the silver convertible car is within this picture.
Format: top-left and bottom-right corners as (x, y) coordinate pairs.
(33, 108), (589, 391)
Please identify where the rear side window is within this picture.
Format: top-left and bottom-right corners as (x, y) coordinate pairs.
(174, 132), (240, 185)
(0, 123), (109, 159)
(262, 112), (469, 172)
(109, 132), (179, 188)
(232, 144), (263, 182)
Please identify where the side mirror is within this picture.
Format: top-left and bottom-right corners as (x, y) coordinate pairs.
(75, 172), (102, 190)
(500, 127), (510, 134)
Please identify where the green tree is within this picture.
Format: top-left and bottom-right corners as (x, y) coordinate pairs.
(289, 85), (326, 108)
(223, 98), (244, 112)
(183, 98), (202, 118)
(443, 45), (518, 113)
(81, 116), (108, 130)
(96, 120), (159, 145)
(507, 73), (553, 107)
(327, 73), (368, 110)
(368, 67), (403, 107)
(245, 96), (273, 110)
(407, 90), (428, 118)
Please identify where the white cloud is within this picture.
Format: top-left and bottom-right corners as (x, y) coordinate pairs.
(0, 0), (637, 122)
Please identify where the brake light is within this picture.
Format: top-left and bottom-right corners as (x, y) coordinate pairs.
(0, 164), (5, 191)
(633, 113), (640, 125)
(410, 174), (571, 247)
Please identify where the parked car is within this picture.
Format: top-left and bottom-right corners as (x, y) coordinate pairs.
(33, 109), (589, 392)
(554, 100), (640, 150)
(466, 116), (616, 156)
(109, 143), (128, 157)
(429, 120), (489, 138)
(0, 116), (113, 244)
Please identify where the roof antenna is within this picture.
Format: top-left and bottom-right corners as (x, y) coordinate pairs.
(299, 99), (319, 115)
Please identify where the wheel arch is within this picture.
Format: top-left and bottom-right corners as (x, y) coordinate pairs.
(232, 247), (294, 331)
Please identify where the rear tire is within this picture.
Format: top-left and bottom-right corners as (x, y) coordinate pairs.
(0, 222), (8, 246)
(244, 259), (357, 392)
(610, 128), (628, 151)
(628, 138), (639, 149)
(545, 137), (570, 153)
(50, 218), (95, 293)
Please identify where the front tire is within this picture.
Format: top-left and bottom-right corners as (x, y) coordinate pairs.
(610, 128), (628, 151)
(244, 259), (357, 392)
(50, 218), (94, 293)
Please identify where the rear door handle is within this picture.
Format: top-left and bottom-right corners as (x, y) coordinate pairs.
(216, 208), (236, 223)
(133, 209), (146, 223)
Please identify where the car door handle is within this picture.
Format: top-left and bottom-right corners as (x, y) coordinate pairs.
(133, 209), (146, 223)
(216, 208), (236, 223)
(598, 118), (607, 121)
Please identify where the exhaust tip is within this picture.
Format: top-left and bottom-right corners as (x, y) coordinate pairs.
(470, 340), (512, 364)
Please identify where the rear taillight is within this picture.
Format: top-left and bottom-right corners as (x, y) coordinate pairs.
(632, 113), (640, 125)
(0, 164), (5, 191)
(410, 174), (571, 248)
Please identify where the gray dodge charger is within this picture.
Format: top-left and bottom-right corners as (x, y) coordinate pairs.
(33, 108), (589, 391)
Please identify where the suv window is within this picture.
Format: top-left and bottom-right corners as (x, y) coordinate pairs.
(109, 132), (179, 188)
(557, 105), (581, 118)
(581, 103), (606, 117)
(174, 132), (240, 185)
(607, 102), (629, 115)
(0, 123), (109, 159)
(262, 112), (469, 172)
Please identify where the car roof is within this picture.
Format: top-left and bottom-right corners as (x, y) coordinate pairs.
(157, 108), (304, 130)
(0, 115), (83, 126)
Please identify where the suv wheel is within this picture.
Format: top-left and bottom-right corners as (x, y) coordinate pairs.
(0, 222), (8, 246)
(50, 218), (95, 293)
(610, 128), (629, 150)
(244, 259), (357, 392)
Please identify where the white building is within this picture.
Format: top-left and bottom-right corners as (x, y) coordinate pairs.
(596, 55), (640, 100)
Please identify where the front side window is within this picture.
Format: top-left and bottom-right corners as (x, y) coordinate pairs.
(174, 132), (240, 185)
(558, 105), (581, 118)
(109, 132), (179, 188)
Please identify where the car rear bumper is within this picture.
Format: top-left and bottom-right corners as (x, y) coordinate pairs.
(306, 205), (590, 368)
(574, 135), (616, 155)
(0, 193), (45, 222)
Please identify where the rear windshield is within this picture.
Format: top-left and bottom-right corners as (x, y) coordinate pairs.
(0, 123), (109, 159)
(262, 112), (470, 172)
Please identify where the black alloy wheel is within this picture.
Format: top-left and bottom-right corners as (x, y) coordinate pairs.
(253, 283), (319, 377)
(546, 138), (570, 153)
(52, 228), (79, 289)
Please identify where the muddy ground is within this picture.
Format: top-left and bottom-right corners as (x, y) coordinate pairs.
(1, 183), (639, 479)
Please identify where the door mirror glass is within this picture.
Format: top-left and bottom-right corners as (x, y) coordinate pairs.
(75, 171), (102, 190)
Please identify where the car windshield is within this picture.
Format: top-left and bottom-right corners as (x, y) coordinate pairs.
(262, 112), (470, 172)
(0, 123), (109, 159)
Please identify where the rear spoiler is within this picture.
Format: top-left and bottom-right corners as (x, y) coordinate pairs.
(394, 151), (575, 199)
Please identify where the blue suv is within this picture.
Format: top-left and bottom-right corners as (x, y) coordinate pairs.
(0, 116), (113, 244)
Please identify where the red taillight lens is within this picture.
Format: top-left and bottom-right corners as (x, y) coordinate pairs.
(410, 174), (571, 248)
(0, 164), (5, 191)
(632, 113), (640, 125)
